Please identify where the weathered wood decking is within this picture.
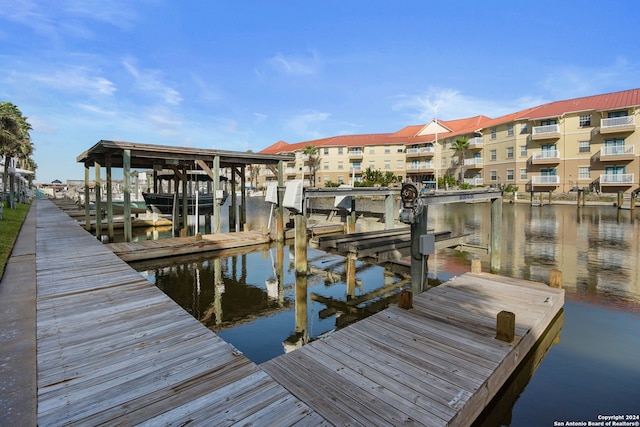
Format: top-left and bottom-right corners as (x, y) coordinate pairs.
(106, 231), (271, 262)
(34, 199), (564, 426)
(35, 200), (325, 426)
(262, 273), (564, 426)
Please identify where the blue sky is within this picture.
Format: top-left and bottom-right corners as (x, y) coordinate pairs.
(2, 0), (639, 183)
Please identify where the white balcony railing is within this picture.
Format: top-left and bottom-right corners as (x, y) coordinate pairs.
(349, 150), (363, 157)
(406, 146), (434, 155)
(601, 115), (635, 130)
(407, 162), (434, 170)
(464, 158), (484, 166)
(463, 177), (484, 186)
(531, 175), (560, 185)
(600, 173), (634, 185)
(530, 150), (560, 161)
(532, 124), (560, 137)
(468, 137), (483, 148)
(600, 145), (634, 157)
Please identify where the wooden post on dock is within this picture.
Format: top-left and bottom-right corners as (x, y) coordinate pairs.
(549, 269), (562, 288)
(490, 196), (502, 273)
(548, 191), (553, 205)
(294, 214), (307, 275)
(631, 192), (637, 211)
(617, 191), (624, 209)
(471, 259), (482, 274)
(529, 191), (534, 206)
(398, 290), (412, 309)
(496, 310), (515, 343)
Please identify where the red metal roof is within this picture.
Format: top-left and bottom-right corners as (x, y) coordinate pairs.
(260, 88), (640, 153)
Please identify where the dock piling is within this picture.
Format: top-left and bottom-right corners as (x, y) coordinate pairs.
(496, 310), (516, 343)
(549, 269), (562, 288)
(398, 290), (412, 309)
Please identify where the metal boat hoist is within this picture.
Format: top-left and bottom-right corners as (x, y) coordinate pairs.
(397, 184), (502, 294)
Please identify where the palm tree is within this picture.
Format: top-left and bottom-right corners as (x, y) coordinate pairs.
(451, 136), (469, 184)
(302, 145), (320, 187)
(0, 102), (34, 200)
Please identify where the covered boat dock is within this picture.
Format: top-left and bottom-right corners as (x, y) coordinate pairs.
(76, 140), (294, 242)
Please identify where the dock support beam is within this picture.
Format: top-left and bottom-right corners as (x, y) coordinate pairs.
(123, 149), (132, 242)
(84, 163), (91, 231)
(106, 154), (114, 242)
(94, 161), (102, 239)
(490, 196), (502, 273)
(496, 310), (515, 343)
(295, 214), (307, 275)
(384, 194), (395, 229)
(276, 160), (285, 242)
(213, 156), (221, 233)
(410, 205), (428, 295)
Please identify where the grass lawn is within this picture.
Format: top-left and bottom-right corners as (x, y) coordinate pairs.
(0, 202), (29, 280)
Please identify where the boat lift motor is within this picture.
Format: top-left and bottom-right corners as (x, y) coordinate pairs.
(398, 182), (423, 225)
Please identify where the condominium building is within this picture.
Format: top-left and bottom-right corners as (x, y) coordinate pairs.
(259, 88), (640, 194)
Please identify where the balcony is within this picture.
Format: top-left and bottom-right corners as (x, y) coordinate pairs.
(467, 137), (483, 149)
(597, 145), (635, 161)
(406, 162), (434, 172)
(531, 124), (561, 141)
(600, 116), (635, 134)
(463, 158), (484, 169)
(406, 146), (435, 157)
(531, 175), (560, 186)
(464, 177), (484, 186)
(285, 167), (297, 175)
(348, 149), (363, 159)
(530, 150), (561, 165)
(599, 173), (634, 186)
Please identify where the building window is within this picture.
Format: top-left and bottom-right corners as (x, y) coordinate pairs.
(490, 170), (497, 181)
(506, 147), (514, 159)
(520, 123), (528, 133)
(337, 161), (344, 170)
(579, 115), (592, 127)
(384, 160), (391, 169)
(507, 125), (514, 136)
(337, 176), (344, 184)
(369, 161), (375, 169)
(369, 147), (375, 154)
(578, 140), (590, 153)
(491, 129), (496, 139)
(520, 145), (528, 157)
(520, 168), (527, 180)
(450, 157), (456, 166)
(396, 160), (403, 168)
(490, 150), (497, 161)
(384, 146), (390, 154)
(441, 157), (446, 166)
(323, 162), (329, 170)
(323, 147), (329, 155)
(579, 167), (590, 180)
(506, 169), (514, 180)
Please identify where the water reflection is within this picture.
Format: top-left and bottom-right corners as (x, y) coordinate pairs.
(134, 244), (410, 363)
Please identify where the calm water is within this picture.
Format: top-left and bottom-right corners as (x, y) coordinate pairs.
(131, 200), (640, 426)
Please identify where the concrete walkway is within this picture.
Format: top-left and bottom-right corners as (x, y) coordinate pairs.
(0, 201), (37, 426)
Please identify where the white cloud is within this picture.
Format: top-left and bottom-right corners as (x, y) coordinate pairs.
(123, 59), (182, 106)
(392, 86), (546, 122)
(27, 66), (116, 96)
(284, 110), (331, 139)
(267, 51), (322, 76)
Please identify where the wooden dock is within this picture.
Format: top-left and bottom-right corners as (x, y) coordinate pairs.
(106, 231), (271, 262)
(262, 273), (564, 427)
(35, 200), (325, 426)
(31, 199), (564, 426)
